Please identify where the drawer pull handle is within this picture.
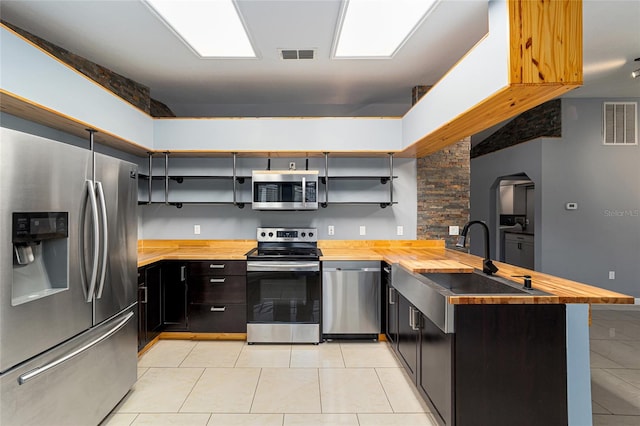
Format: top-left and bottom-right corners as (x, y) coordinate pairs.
(209, 264), (225, 269)
(210, 306), (226, 312)
(209, 278), (226, 283)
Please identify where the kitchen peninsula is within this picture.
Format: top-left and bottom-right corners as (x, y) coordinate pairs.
(138, 238), (632, 426)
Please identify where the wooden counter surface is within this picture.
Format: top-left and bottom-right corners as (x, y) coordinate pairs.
(137, 239), (634, 305)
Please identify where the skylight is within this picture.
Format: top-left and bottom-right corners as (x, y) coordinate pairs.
(145, 0), (255, 58)
(333, 0), (439, 58)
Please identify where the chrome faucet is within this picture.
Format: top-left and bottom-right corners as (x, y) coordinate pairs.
(456, 220), (499, 275)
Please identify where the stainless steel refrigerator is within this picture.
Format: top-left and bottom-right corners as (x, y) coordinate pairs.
(0, 127), (138, 425)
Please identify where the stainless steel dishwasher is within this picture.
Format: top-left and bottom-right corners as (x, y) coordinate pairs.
(322, 261), (381, 339)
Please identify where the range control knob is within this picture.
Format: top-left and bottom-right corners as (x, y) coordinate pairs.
(268, 232), (274, 237)
(308, 232), (314, 238)
(260, 232), (266, 237)
(301, 232), (306, 237)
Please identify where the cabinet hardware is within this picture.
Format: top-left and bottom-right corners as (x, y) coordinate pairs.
(180, 265), (186, 281)
(140, 286), (148, 304)
(209, 264), (225, 269)
(209, 278), (226, 283)
(409, 305), (421, 331)
(388, 287), (396, 304)
(210, 306), (226, 312)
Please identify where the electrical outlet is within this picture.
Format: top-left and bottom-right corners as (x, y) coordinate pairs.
(328, 225), (335, 235)
(449, 226), (459, 236)
(396, 225), (404, 236)
(194, 224), (201, 235)
(359, 225), (366, 236)
(609, 271), (615, 280)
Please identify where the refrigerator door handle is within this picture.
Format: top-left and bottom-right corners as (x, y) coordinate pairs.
(80, 179), (100, 303)
(17, 311), (134, 385)
(95, 181), (109, 299)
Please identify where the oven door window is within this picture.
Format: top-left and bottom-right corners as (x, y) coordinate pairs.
(247, 271), (320, 323)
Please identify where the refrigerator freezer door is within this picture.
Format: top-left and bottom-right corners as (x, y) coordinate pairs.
(1, 307), (137, 425)
(0, 128), (93, 373)
(93, 153), (138, 325)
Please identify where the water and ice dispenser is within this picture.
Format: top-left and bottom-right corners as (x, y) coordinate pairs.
(12, 212), (69, 306)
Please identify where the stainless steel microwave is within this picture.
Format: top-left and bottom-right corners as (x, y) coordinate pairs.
(252, 170), (319, 210)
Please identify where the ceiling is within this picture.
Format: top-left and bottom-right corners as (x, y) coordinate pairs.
(1, 0), (639, 120)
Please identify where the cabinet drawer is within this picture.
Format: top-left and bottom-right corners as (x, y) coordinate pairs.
(504, 233), (534, 243)
(189, 261), (246, 276)
(188, 304), (246, 333)
(189, 275), (246, 304)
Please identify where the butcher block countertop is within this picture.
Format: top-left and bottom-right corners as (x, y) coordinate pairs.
(138, 239), (633, 305)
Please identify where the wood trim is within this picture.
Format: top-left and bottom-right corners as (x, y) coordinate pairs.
(0, 90), (150, 156)
(401, 83), (579, 158)
(158, 332), (247, 341)
(137, 335), (161, 358)
(318, 240), (445, 249)
(508, 0), (583, 85)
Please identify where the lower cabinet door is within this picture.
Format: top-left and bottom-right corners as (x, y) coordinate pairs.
(396, 293), (419, 382)
(188, 304), (247, 333)
(418, 313), (453, 426)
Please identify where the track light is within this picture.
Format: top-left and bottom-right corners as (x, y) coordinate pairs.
(633, 69), (640, 79)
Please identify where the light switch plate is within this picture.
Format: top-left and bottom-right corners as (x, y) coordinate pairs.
(194, 224), (201, 235)
(609, 271), (615, 280)
(449, 225), (459, 236)
(359, 225), (366, 236)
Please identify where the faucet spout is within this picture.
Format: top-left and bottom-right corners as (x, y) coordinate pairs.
(457, 220), (498, 275)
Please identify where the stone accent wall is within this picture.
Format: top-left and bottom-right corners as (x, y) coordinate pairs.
(150, 98), (176, 118)
(411, 85), (433, 106)
(2, 21), (175, 117)
(471, 99), (561, 158)
(412, 86), (470, 248)
(417, 138), (470, 247)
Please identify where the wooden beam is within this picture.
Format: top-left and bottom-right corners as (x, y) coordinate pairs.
(402, 0), (582, 158)
(508, 0), (583, 84)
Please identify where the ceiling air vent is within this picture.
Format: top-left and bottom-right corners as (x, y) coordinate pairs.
(603, 102), (638, 145)
(280, 49), (316, 60)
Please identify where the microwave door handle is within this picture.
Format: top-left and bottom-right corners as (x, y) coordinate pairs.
(95, 181), (108, 299)
(302, 177), (306, 206)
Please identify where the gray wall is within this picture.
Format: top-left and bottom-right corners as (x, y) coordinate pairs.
(140, 156), (417, 240)
(471, 98), (640, 297)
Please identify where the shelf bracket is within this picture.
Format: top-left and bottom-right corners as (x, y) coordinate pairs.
(164, 152), (170, 206)
(324, 152), (329, 206)
(146, 152), (153, 205)
(388, 153), (394, 206)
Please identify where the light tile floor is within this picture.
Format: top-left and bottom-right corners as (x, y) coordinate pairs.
(103, 340), (435, 426)
(103, 304), (640, 426)
(591, 304), (640, 426)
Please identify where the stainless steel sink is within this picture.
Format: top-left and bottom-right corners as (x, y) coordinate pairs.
(420, 271), (536, 295)
(392, 266), (551, 335)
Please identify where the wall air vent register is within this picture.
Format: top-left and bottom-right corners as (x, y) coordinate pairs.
(603, 102), (637, 145)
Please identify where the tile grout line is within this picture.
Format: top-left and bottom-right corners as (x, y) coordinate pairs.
(248, 367), (263, 415)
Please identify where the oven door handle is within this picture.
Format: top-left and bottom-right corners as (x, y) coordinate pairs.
(247, 261), (319, 272)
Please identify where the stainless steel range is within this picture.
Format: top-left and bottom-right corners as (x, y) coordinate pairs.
(245, 227), (322, 344)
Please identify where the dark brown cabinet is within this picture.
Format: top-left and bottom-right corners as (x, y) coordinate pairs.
(396, 293), (419, 383)
(384, 264), (398, 347)
(138, 264), (162, 351)
(387, 267), (568, 426)
(418, 313), (453, 426)
(187, 260), (247, 333)
(162, 262), (188, 331)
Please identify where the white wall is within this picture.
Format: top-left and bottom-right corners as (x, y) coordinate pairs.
(471, 98), (640, 297)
